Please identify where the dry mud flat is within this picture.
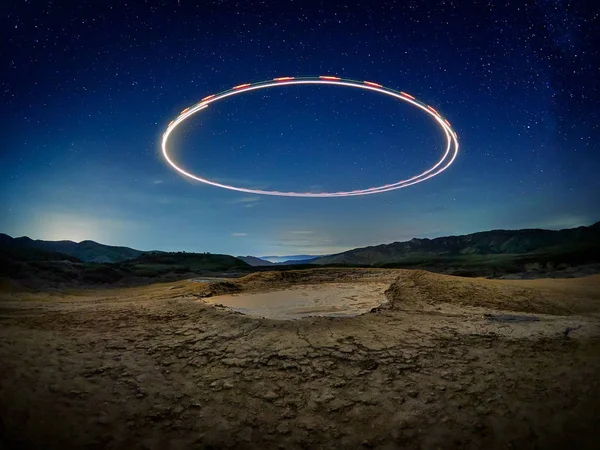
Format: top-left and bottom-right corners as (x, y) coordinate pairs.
(1, 269), (600, 449)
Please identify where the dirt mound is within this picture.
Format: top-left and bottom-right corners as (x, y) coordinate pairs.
(385, 270), (600, 315)
(195, 281), (242, 298)
(196, 269), (600, 317)
(237, 268), (397, 289)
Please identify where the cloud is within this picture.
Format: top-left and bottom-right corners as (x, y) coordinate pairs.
(288, 230), (314, 235)
(231, 232), (248, 237)
(227, 196), (261, 208)
(153, 180), (164, 184)
(229, 196), (261, 204)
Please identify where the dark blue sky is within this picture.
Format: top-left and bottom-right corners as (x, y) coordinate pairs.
(1, 0), (598, 256)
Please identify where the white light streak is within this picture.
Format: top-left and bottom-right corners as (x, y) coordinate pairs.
(161, 77), (459, 197)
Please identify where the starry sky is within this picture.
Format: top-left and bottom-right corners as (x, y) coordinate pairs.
(1, 0), (598, 256)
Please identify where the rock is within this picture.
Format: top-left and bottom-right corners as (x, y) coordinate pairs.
(68, 390), (84, 398)
(315, 392), (335, 404)
(360, 359), (379, 370)
(262, 390), (279, 401)
(327, 398), (355, 412)
(276, 423), (290, 435)
(222, 357), (250, 367)
(280, 409), (296, 419)
(476, 406), (490, 415)
(223, 380), (234, 389)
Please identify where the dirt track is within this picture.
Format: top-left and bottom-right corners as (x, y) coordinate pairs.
(1, 269), (600, 449)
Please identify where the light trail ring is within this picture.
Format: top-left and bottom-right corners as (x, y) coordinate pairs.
(161, 76), (459, 197)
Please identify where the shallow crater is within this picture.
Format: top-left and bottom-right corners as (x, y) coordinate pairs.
(201, 282), (389, 320)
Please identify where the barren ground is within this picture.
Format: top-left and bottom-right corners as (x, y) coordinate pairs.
(1, 268), (600, 449)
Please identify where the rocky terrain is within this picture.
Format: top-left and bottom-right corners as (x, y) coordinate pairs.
(1, 268), (599, 449)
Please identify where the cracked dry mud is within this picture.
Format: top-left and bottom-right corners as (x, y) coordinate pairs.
(1, 269), (600, 449)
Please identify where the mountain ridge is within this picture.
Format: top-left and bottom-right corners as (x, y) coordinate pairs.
(311, 221), (600, 265)
(0, 233), (145, 263)
(259, 254), (323, 263)
(237, 256), (274, 266)
(3, 220), (599, 268)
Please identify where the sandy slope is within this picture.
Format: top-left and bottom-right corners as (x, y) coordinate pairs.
(1, 269), (599, 449)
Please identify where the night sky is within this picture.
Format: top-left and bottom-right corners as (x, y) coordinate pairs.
(1, 0), (598, 256)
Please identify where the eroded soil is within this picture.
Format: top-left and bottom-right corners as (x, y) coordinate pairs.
(1, 269), (600, 449)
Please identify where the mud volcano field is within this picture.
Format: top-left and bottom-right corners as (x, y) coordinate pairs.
(1, 268), (600, 449)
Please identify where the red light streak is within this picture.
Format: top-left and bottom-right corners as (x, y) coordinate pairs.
(162, 77), (459, 197)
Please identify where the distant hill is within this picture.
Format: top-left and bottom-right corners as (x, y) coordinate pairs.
(260, 254), (323, 264)
(312, 222), (600, 265)
(0, 247), (251, 288)
(0, 233), (144, 262)
(238, 256), (274, 266)
(0, 245), (81, 263)
(277, 257), (319, 265)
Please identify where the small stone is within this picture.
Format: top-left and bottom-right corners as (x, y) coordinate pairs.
(263, 390), (279, 401)
(476, 407), (490, 416)
(276, 423), (290, 435)
(280, 409), (296, 419)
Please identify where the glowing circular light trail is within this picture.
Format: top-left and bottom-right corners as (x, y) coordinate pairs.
(161, 76), (459, 197)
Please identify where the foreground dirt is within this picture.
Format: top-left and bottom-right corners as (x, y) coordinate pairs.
(1, 269), (600, 449)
